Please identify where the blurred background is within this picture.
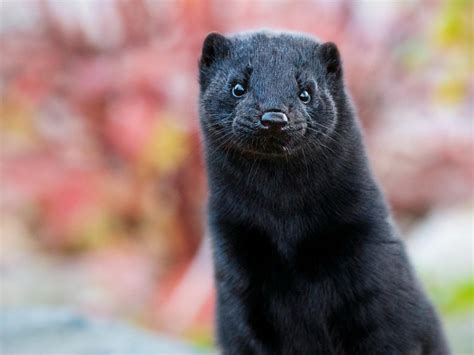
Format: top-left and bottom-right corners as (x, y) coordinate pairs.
(0, 0), (472, 353)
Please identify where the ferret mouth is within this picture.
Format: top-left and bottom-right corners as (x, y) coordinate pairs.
(230, 123), (307, 157)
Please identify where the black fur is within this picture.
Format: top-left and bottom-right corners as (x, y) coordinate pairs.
(198, 31), (449, 355)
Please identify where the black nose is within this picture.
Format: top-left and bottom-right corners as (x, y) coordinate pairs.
(260, 111), (288, 130)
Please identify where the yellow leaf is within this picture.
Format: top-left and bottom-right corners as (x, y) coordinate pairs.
(140, 114), (190, 175)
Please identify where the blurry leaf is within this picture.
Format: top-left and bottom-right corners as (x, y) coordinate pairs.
(431, 0), (473, 104)
(186, 329), (214, 350)
(435, 0), (473, 48)
(140, 115), (190, 175)
(435, 77), (467, 104)
(105, 95), (157, 161)
(427, 278), (474, 316)
(0, 99), (38, 148)
(397, 39), (430, 70)
(70, 209), (116, 251)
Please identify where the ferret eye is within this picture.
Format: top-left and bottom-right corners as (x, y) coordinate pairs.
(232, 83), (246, 97)
(299, 90), (311, 104)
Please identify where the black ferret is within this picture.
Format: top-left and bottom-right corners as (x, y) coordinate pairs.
(198, 31), (449, 355)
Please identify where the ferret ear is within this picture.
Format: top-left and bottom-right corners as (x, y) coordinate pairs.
(317, 42), (342, 80)
(200, 32), (230, 68)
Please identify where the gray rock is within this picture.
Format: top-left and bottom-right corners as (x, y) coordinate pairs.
(0, 307), (202, 354)
(406, 205), (473, 282)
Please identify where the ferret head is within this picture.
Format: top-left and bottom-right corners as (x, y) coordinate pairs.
(199, 31), (344, 158)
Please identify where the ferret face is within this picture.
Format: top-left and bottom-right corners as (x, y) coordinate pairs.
(199, 31), (343, 158)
